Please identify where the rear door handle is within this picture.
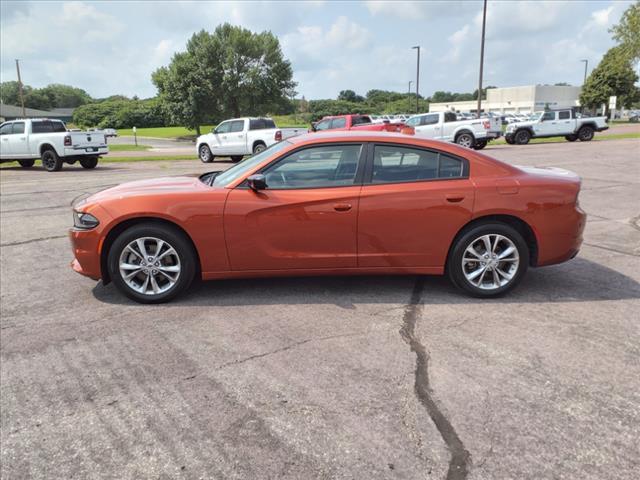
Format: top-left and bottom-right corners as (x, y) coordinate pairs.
(333, 203), (352, 212)
(445, 194), (465, 203)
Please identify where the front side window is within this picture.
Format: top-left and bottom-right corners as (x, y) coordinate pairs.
(12, 122), (25, 134)
(213, 141), (291, 187)
(331, 117), (347, 129)
(0, 123), (13, 135)
(263, 144), (362, 189)
(215, 122), (232, 134)
(372, 145), (465, 184)
(542, 112), (555, 121)
(314, 119), (331, 131)
(405, 116), (421, 127)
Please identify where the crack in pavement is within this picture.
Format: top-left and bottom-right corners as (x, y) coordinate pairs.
(1, 235), (67, 247)
(400, 278), (470, 480)
(217, 331), (366, 370)
(583, 242), (639, 257)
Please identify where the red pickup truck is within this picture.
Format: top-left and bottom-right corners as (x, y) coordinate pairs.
(311, 114), (414, 134)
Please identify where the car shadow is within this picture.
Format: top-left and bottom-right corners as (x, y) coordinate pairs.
(92, 257), (640, 308)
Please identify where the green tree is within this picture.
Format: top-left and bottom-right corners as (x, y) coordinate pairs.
(40, 84), (92, 108)
(153, 24), (296, 135)
(610, 1), (640, 62)
(580, 46), (639, 112)
(338, 90), (364, 102)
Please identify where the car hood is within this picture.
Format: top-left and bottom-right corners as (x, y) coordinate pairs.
(508, 121), (534, 128)
(82, 175), (207, 205)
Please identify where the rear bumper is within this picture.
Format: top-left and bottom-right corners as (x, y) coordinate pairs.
(596, 126), (609, 132)
(64, 146), (108, 156)
(536, 206), (587, 267)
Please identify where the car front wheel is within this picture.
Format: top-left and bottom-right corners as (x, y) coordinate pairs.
(448, 223), (529, 297)
(108, 223), (197, 303)
(199, 144), (213, 163)
(514, 130), (531, 145)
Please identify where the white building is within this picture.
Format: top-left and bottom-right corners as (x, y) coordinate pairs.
(429, 85), (582, 114)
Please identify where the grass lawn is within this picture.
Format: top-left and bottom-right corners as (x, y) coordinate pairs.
(107, 144), (151, 152)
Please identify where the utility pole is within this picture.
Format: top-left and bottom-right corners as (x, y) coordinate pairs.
(407, 81), (412, 112)
(15, 59), (26, 118)
(476, 0), (487, 119)
(581, 59), (588, 84)
(412, 46), (420, 113)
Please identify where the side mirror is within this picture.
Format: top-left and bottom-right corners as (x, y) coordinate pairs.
(247, 174), (267, 191)
(211, 127), (216, 133)
(310, 123), (317, 132)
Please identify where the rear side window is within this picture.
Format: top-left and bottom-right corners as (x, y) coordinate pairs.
(31, 121), (66, 133)
(558, 111), (571, 120)
(249, 118), (276, 130)
(229, 120), (245, 133)
(444, 112), (457, 123)
(371, 145), (466, 184)
(331, 117), (347, 129)
(352, 116), (371, 126)
(12, 122), (25, 134)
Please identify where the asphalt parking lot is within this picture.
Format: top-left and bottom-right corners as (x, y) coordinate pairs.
(1, 139), (639, 479)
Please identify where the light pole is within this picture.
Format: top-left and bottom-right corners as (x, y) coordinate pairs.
(412, 46), (420, 113)
(407, 81), (412, 112)
(580, 59), (588, 84)
(15, 59), (26, 118)
(476, 0), (487, 119)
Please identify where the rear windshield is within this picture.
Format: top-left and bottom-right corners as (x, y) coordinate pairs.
(32, 120), (66, 133)
(249, 118), (276, 130)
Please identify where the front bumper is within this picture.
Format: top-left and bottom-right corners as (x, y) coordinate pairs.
(69, 228), (102, 280)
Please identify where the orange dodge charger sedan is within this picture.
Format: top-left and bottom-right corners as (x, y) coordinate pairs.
(70, 132), (586, 303)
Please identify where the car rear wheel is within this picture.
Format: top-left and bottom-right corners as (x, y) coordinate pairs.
(80, 156), (98, 169)
(41, 149), (62, 172)
(565, 134), (578, 142)
(253, 142), (266, 154)
(19, 159), (35, 168)
(199, 144), (213, 163)
(514, 129), (531, 145)
(108, 223), (197, 304)
(578, 126), (594, 141)
(448, 223), (529, 297)
(473, 139), (487, 150)
(455, 132), (475, 148)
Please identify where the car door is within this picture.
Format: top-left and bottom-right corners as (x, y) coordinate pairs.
(357, 143), (474, 268)
(227, 119), (247, 154)
(557, 110), (573, 134)
(208, 121), (233, 154)
(439, 111), (459, 142)
(0, 123), (14, 157)
(224, 143), (365, 271)
(535, 111), (557, 136)
(9, 122), (29, 157)
(413, 113), (442, 139)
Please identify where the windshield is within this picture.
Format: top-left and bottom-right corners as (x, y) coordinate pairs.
(211, 140), (291, 187)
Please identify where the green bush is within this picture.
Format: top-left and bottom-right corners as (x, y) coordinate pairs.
(73, 98), (168, 129)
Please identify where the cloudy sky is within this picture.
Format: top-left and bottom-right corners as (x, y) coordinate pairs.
(0, 0), (633, 100)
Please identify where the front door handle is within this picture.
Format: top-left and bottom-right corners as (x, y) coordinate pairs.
(333, 203), (352, 212)
(445, 194), (465, 203)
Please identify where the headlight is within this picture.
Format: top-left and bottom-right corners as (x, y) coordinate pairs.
(73, 211), (99, 230)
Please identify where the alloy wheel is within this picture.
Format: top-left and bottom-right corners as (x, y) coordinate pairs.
(461, 234), (520, 291)
(118, 237), (181, 295)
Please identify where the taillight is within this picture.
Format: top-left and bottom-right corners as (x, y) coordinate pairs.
(274, 130), (282, 141)
(64, 135), (72, 146)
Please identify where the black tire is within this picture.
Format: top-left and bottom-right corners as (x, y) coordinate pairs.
(18, 159), (35, 168)
(455, 132), (475, 148)
(577, 126), (594, 141)
(565, 134), (578, 142)
(514, 129), (531, 145)
(80, 156), (98, 169)
(231, 155), (244, 163)
(447, 222), (529, 298)
(505, 137), (515, 145)
(41, 149), (62, 172)
(253, 142), (266, 154)
(473, 139), (487, 150)
(108, 223), (197, 304)
(199, 144), (214, 163)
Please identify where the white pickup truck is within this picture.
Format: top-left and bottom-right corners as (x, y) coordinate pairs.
(196, 117), (304, 163)
(405, 111), (501, 150)
(0, 118), (108, 172)
(504, 109), (609, 144)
